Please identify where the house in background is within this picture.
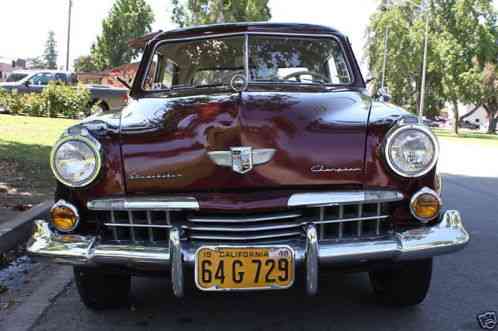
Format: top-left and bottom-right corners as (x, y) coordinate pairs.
(0, 57), (13, 81)
(447, 104), (489, 130)
(0, 58), (27, 81)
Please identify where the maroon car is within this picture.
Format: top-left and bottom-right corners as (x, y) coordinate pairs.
(28, 23), (469, 309)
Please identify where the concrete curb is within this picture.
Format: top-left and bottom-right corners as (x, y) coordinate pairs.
(0, 199), (53, 254)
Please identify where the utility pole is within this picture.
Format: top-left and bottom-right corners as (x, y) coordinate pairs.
(418, 1), (430, 122)
(381, 27), (389, 89)
(65, 0), (73, 71)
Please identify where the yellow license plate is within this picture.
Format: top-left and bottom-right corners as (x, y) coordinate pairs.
(195, 246), (295, 291)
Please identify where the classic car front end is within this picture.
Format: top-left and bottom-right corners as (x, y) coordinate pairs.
(27, 23), (469, 309)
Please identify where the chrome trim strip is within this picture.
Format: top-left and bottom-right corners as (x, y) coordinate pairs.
(189, 231), (302, 241)
(87, 197), (200, 211)
(305, 224), (319, 296)
(188, 211), (302, 223)
(288, 190), (403, 207)
(104, 223), (173, 229)
(169, 227), (184, 298)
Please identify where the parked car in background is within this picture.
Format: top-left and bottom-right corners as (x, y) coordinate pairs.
(5, 70), (32, 82)
(28, 23), (469, 310)
(0, 70), (128, 114)
(422, 117), (440, 128)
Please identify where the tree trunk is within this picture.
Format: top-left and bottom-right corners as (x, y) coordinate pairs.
(488, 116), (497, 133)
(483, 104), (497, 134)
(452, 100), (459, 135)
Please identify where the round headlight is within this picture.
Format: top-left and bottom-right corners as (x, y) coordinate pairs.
(385, 125), (439, 177)
(50, 135), (102, 187)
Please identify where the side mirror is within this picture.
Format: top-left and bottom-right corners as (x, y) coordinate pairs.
(376, 87), (391, 102)
(24, 80), (30, 87)
(365, 76), (376, 85)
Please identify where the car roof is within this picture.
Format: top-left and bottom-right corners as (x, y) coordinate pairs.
(154, 22), (346, 42)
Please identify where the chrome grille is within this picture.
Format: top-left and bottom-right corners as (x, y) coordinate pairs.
(100, 210), (174, 243)
(97, 202), (392, 243)
(186, 211), (304, 241)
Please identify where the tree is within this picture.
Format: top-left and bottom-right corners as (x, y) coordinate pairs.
(91, 0), (154, 70)
(171, 0), (271, 28)
(366, 2), (444, 116)
(366, 0), (498, 134)
(26, 57), (47, 69)
(43, 31), (58, 69)
(432, 0), (498, 134)
(74, 55), (98, 73)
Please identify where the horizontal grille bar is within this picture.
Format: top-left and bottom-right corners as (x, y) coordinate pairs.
(184, 222), (303, 232)
(313, 215), (389, 225)
(188, 211), (302, 223)
(104, 223), (173, 229)
(189, 231), (302, 241)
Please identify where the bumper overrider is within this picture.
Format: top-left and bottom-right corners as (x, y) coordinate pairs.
(27, 210), (469, 297)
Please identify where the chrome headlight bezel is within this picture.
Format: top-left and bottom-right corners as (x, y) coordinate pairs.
(50, 129), (102, 188)
(384, 124), (439, 178)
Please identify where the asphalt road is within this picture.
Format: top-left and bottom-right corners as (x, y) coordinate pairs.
(23, 140), (498, 330)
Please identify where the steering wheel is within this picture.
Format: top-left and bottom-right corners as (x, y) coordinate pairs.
(281, 70), (330, 83)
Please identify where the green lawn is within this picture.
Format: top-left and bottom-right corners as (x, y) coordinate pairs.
(0, 114), (77, 206)
(433, 128), (498, 146)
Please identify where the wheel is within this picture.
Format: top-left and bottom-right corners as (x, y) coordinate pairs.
(74, 267), (131, 310)
(369, 258), (432, 306)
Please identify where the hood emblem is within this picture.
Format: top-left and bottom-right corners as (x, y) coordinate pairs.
(208, 147), (276, 174)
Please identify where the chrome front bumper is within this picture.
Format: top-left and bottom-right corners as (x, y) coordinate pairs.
(27, 210), (469, 297)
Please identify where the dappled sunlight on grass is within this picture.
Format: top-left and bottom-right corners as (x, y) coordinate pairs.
(0, 115), (77, 207)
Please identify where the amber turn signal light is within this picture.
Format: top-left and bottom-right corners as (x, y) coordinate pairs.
(50, 200), (79, 232)
(410, 188), (442, 223)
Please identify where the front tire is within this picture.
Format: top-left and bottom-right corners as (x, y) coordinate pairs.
(74, 267), (131, 310)
(369, 258), (432, 306)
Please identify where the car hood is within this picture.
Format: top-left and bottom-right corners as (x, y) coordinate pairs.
(119, 90), (372, 194)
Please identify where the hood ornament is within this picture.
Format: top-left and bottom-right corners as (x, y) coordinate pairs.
(208, 147), (276, 174)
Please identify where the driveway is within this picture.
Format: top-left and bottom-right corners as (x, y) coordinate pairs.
(4, 138), (498, 331)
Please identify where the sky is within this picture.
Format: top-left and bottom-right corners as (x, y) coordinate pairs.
(0, 0), (379, 74)
(2, 0), (495, 76)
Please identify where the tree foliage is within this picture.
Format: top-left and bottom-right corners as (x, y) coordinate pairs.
(43, 31), (58, 69)
(366, 0), (498, 133)
(90, 0), (154, 70)
(74, 55), (99, 73)
(171, 0), (271, 28)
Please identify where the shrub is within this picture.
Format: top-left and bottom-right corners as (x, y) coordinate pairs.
(0, 83), (91, 119)
(42, 83), (91, 118)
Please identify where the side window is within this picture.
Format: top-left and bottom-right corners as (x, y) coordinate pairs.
(147, 54), (174, 90)
(327, 50), (351, 84)
(54, 73), (67, 84)
(30, 73), (55, 85)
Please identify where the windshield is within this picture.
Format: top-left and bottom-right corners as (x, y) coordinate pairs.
(143, 34), (352, 91)
(6, 73), (29, 82)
